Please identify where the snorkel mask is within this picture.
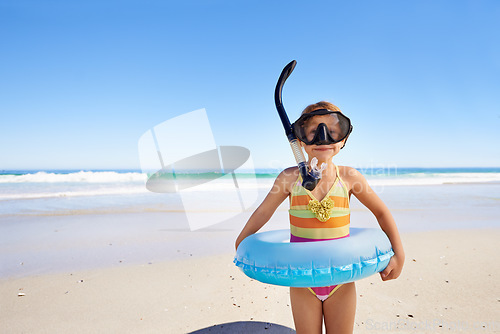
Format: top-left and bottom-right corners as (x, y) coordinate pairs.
(274, 60), (353, 191)
(292, 109), (352, 147)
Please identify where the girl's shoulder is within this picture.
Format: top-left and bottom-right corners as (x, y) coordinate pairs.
(337, 165), (361, 177)
(273, 166), (300, 195)
(278, 166), (300, 183)
(337, 165), (366, 190)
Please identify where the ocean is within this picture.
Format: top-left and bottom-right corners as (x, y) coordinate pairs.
(1, 168), (499, 217)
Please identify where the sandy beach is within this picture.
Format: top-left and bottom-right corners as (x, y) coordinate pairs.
(1, 180), (499, 333)
(1, 227), (499, 333)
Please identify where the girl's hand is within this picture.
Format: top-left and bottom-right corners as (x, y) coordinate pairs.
(380, 254), (404, 281)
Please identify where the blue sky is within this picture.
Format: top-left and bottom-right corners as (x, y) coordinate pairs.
(1, 0), (499, 170)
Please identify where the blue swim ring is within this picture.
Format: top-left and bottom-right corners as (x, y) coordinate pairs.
(234, 228), (394, 287)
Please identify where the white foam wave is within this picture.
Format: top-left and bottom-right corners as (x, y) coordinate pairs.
(1, 172), (498, 202)
(0, 186), (149, 201)
(366, 173), (500, 186)
(143, 172), (500, 191)
(0, 171), (147, 183)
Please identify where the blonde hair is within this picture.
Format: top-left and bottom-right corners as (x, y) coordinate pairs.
(302, 101), (341, 115)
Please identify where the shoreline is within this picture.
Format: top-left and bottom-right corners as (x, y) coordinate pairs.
(1, 228), (499, 333)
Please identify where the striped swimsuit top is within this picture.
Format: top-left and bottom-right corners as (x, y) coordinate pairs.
(289, 165), (350, 242)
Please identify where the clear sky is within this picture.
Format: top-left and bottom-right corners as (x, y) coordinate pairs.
(1, 0), (499, 170)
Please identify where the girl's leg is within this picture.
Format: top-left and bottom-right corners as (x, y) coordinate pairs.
(290, 287), (323, 334)
(323, 282), (356, 334)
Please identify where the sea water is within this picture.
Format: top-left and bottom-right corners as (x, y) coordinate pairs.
(1, 168), (499, 217)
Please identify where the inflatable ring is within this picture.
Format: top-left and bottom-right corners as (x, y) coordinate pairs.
(234, 228), (394, 287)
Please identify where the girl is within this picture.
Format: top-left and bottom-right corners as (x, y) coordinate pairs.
(235, 101), (405, 334)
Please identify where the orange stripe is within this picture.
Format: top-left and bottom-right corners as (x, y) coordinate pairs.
(332, 196), (349, 209)
(291, 195), (349, 209)
(290, 214), (350, 228)
(290, 194), (309, 206)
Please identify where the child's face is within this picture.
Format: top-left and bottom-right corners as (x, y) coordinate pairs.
(298, 114), (346, 163)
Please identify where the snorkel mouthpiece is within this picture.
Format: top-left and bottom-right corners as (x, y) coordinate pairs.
(274, 60), (322, 191)
(302, 157), (327, 189)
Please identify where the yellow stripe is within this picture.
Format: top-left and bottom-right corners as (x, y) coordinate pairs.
(292, 184), (308, 197)
(337, 177), (350, 207)
(329, 284), (342, 297)
(290, 224), (350, 239)
(329, 184), (348, 198)
(289, 209), (350, 219)
(290, 205), (310, 211)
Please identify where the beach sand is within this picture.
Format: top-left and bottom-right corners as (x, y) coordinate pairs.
(1, 228), (498, 333)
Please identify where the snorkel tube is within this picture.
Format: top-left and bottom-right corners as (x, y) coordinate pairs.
(274, 60), (322, 191)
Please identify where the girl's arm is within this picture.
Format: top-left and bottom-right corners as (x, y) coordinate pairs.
(235, 167), (297, 250)
(344, 167), (405, 281)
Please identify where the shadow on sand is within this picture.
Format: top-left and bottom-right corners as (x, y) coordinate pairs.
(187, 321), (295, 333)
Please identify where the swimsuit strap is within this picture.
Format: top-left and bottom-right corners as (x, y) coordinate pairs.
(335, 165), (350, 202)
